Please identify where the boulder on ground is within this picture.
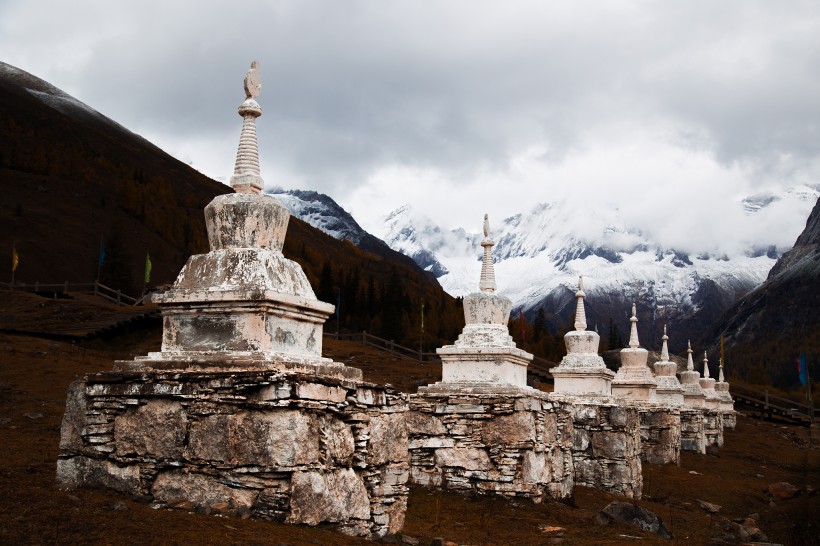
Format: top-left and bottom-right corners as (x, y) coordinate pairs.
(597, 501), (672, 539)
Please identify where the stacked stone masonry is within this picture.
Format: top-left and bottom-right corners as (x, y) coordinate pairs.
(636, 404), (681, 465)
(551, 395), (643, 499)
(407, 390), (574, 501)
(702, 409), (724, 448)
(679, 408), (707, 454)
(57, 369), (409, 537)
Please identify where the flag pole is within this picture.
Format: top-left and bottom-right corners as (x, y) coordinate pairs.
(419, 302), (424, 360)
(10, 241), (17, 289)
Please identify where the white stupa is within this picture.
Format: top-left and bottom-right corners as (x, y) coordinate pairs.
(422, 214), (533, 392)
(653, 325), (684, 406)
(699, 352), (721, 409)
(714, 356), (736, 428)
(117, 62), (355, 380)
(550, 275), (615, 395)
(679, 341), (706, 407)
(611, 304), (657, 401)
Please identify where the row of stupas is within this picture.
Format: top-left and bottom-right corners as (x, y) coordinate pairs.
(548, 275), (735, 417)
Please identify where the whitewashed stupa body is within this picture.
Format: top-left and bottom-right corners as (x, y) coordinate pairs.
(679, 341), (706, 408)
(699, 353), (721, 410)
(611, 305), (657, 401)
(550, 276), (615, 395)
(423, 215), (533, 391)
(652, 326), (685, 406)
(714, 360), (736, 429)
(117, 62), (355, 380)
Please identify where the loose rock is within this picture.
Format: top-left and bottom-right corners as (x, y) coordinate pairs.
(599, 501), (673, 539)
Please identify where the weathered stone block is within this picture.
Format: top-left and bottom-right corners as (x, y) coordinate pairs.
(480, 412), (535, 445)
(319, 415), (355, 463)
(56, 455), (140, 493)
(296, 382), (347, 403)
(366, 413), (408, 465)
(591, 431), (627, 459)
(405, 411), (447, 435)
(152, 470), (257, 509)
(522, 451), (551, 484)
(59, 380), (88, 452)
(434, 448), (491, 471)
(114, 400), (188, 459)
(288, 469), (370, 526)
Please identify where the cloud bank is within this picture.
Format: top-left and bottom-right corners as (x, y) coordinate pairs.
(1, 0), (818, 254)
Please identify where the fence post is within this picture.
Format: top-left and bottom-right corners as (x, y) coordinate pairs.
(35, 281), (39, 291)
(764, 390), (769, 412)
(117, 290), (122, 304)
(362, 331), (367, 344)
(390, 340), (394, 353)
(64, 281), (69, 293)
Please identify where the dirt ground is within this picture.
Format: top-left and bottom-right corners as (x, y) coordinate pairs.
(0, 292), (818, 545)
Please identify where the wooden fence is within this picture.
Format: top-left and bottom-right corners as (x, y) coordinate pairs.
(730, 383), (815, 425)
(1, 280), (142, 306)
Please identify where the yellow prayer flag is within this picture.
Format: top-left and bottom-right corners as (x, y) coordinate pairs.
(144, 253), (152, 284)
(12, 244), (19, 272)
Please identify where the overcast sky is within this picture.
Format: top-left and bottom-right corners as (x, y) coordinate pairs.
(2, 1), (818, 255)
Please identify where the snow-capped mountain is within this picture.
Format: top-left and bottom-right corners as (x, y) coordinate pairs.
(376, 187), (820, 352)
(265, 188), (426, 272)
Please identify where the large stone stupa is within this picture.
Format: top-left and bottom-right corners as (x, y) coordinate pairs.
(652, 325), (684, 406)
(611, 304), (657, 401)
(423, 214), (533, 391)
(550, 275), (615, 395)
(115, 61), (355, 381)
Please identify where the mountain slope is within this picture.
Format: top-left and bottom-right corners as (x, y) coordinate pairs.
(375, 194), (818, 354)
(0, 62), (463, 348)
(701, 196), (820, 387)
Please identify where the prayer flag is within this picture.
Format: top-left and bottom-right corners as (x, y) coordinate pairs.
(11, 244), (18, 272)
(798, 353), (808, 386)
(144, 253), (152, 284)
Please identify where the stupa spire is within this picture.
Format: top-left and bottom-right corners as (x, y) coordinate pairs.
(572, 275), (587, 331)
(628, 303), (640, 348)
(230, 61), (264, 194)
(702, 351), (710, 379)
(478, 214), (497, 293)
(719, 359), (725, 382)
(686, 340), (694, 371)
(660, 324), (669, 362)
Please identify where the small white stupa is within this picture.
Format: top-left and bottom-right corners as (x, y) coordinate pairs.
(423, 214), (533, 391)
(611, 304), (657, 401)
(699, 352), (720, 409)
(679, 341), (706, 407)
(550, 275), (615, 395)
(653, 325), (684, 406)
(118, 62), (355, 380)
(714, 355), (736, 428)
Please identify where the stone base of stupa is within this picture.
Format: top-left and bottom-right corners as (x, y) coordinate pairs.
(611, 380), (657, 402)
(654, 387), (685, 407)
(548, 393), (643, 499)
(407, 388), (574, 501)
(550, 364), (615, 396)
(436, 346), (532, 387)
(720, 406), (736, 430)
(679, 408), (706, 454)
(57, 366), (409, 538)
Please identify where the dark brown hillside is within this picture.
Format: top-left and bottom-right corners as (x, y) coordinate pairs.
(0, 62), (463, 347)
(701, 196), (820, 390)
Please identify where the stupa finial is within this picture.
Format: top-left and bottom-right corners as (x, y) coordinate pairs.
(703, 351), (710, 379)
(660, 324), (669, 362)
(230, 61), (264, 194)
(628, 303), (640, 348)
(478, 213), (497, 293)
(573, 275), (587, 331)
(719, 358), (725, 382)
(687, 340), (694, 371)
